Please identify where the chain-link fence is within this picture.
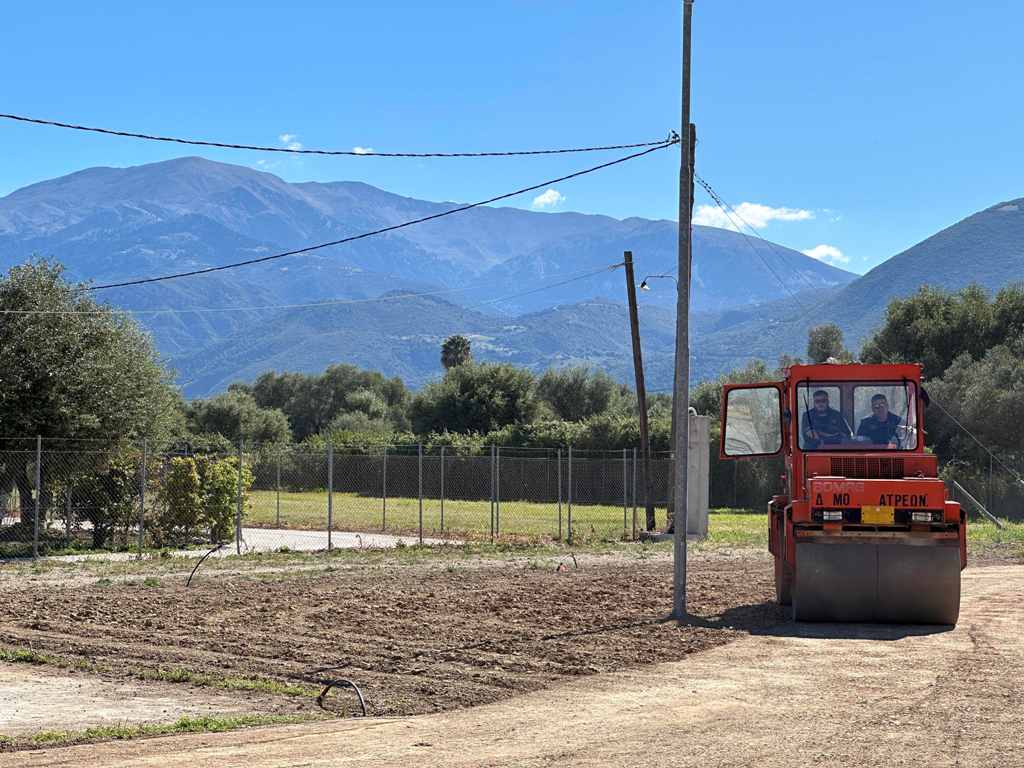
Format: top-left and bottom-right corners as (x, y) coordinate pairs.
(1, 438), (678, 559)
(943, 462), (1024, 523)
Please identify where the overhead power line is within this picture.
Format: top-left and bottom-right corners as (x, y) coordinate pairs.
(3, 263), (619, 316)
(693, 172), (837, 346)
(694, 173), (811, 311)
(0, 112), (677, 158)
(84, 140), (678, 291)
(475, 263), (623, 310)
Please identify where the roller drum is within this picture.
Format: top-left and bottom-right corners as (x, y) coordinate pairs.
(793, 539), (960, 625)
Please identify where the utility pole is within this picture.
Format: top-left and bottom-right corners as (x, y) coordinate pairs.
(623, 250), (656, 530)
(672, 0), (694, 620)
(667, 125), (697, 533)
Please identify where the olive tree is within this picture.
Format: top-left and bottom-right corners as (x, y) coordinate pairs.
(0, 260), (179, 532)
(410, 363), (538, 434)
(807, 323), (849, 363)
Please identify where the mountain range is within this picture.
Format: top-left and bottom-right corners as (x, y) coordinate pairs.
(2, 156), (1021, 396)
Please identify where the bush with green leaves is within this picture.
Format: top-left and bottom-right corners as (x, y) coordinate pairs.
(154, 457), (204, 545)
(196, 455), (252, 542)
(151, 455), (253, 544)
(69, 454), (140, 550)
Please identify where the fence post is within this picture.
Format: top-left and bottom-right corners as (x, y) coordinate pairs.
(493, 444), (497, 540)
(623, 447), (628, 537)
(33, 436), (41, 560)
(495, 446), (501, 536)
(275, 447), (282, 527)
(439, 446), (446, 533)
(988, 454), (993, 511)
(138, 438), (147, 558)
(557, 448), (563, 540)
(567, 445), (573, 544)
(382, 446), (388, 531)
(418, 443), (424, 545)
(235, 439), (243, 555)
(65, 487), (72, 548)
(327, 442), (334, 551)
(632, 447), (638, 541)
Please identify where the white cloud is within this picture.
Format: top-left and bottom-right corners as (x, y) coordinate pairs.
(802, 244), (849, 265)
(693, 202), (814, 231)
(352, 146), (375, 155)
(278, 133), (303, 150)
(532, 188), (565, 209)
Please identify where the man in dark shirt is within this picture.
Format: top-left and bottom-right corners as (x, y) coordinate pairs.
(857, 394), (902, 446)
(801, 390), (848, 448)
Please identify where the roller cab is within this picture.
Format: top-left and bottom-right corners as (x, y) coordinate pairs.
(721, 363), (966, 625)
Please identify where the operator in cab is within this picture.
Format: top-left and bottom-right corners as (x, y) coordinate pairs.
(857, 393), (901, 446)
(801, 389), (847, 448)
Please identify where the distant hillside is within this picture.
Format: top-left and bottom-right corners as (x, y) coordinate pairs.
(692, 198), (1024, 378)
(0, 156), (854, 393)
(171, 294), (678, 397)
(469, 222), (853, 314)
(816, 198), (1024, 344)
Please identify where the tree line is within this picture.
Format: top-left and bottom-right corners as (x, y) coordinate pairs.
(2, 260), (1021, 516)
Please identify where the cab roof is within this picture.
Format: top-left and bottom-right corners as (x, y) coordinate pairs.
(783, 362), (922, 383)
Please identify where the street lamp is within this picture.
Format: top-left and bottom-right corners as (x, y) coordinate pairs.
(638, 273), (678, 291)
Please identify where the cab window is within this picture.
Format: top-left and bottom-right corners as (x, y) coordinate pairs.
(852, 383), (918, 450)
(722, 386), (782, 457)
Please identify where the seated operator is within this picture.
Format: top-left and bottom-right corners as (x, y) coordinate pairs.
(801, 390), (847, 448)
(857, 393), (901, 446)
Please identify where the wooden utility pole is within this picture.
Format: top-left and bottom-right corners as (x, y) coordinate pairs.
(672, 0), (694, 620)
(623, 250), (656, 531)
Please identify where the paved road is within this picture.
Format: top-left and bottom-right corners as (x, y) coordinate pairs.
(239, 527), (450, 552)
(24, 527), (453, 564)
(5, 564), (1021, 768)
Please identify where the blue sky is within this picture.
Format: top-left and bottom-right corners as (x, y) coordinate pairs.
(3, 1), (1022, 275)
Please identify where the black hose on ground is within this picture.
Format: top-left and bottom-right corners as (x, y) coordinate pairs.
(315, 678), (368, 716)
(185, 543), (225, 587)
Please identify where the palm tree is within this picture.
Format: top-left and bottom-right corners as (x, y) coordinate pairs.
(441, 335), (472, 370)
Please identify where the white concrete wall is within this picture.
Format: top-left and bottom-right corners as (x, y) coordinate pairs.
(687, 414), (710, 538)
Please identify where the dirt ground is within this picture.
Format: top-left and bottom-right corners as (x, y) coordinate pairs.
(4, 562), (1022, 768)
(0, 550), (781, 725)
(0, 663), (294, 737)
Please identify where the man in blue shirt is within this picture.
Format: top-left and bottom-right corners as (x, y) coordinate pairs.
(857, 394), (901, 446)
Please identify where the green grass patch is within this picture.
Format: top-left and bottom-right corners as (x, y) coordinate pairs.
(0, 648), (59, 665)
(702, 511), (767, 548)
(0, 645), (318, 698)
(6, 713), (321, 751)
(247, 489), (652, 540)
(967, 519), (1024, 560)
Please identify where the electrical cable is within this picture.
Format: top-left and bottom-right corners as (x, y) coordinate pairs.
(695, 173), (828, 299)
(694, 173), (815, 312)
(83, 140), (678, 291)
(0, 112), (677, 158)
(473, 263), (623, 310)
(0, 263), (620, 316)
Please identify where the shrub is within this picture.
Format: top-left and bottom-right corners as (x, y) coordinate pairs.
(70, 454), (140, 549)
(154, 457), (203, 545)
(196, 455), (253, 542)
